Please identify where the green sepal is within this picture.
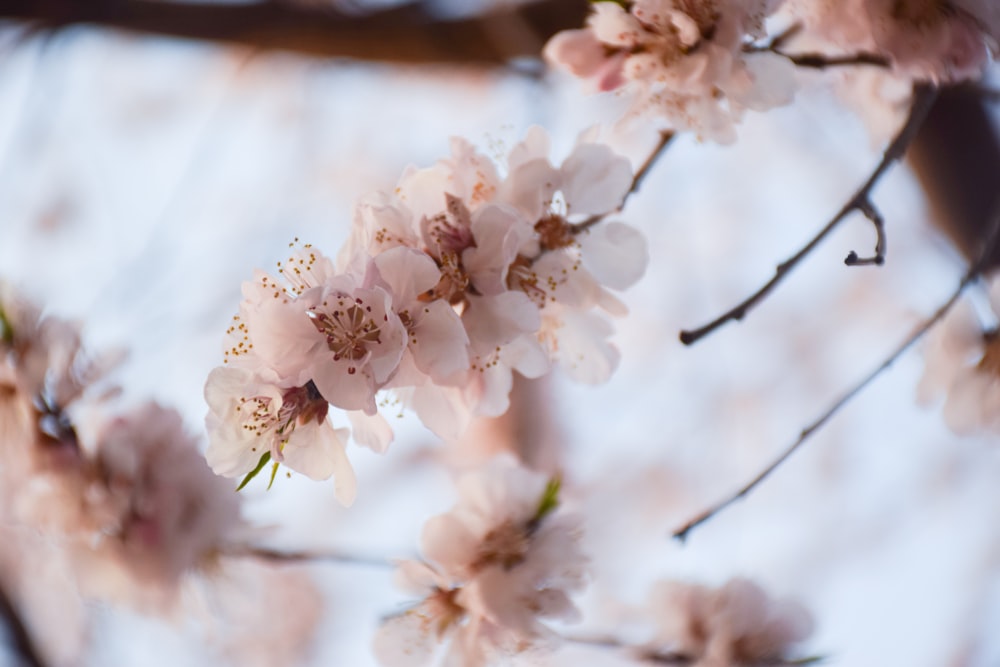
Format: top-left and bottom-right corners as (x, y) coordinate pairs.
(267, 460), (281, 490)
(534, 476), (561, 522)
(236, 451), (271, 491)
(0, 305), (12, 345)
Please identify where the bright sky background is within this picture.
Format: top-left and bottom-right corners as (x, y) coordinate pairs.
(0, 12), (998, 667)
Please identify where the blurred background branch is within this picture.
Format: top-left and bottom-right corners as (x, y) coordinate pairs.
(0, 0), (587, 64)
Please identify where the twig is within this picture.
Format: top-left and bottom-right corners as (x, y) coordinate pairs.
(572, 130), (675, 233)
(223, 545), (394, 568)
(762, 49), (890, 70)
(744, 24), (888, 69)
(672, 203), (1000, 543)
(679, 83), (938, 346)
(844, 199), (885, 266)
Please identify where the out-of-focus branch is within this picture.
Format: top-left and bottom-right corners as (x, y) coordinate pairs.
(909, 83), (1000, 269)
(224, 545), (394, 568)
(564, 633), (824, 665)
(0, 0), (588, 65)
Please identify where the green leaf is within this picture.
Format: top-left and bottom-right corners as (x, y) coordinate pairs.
(0, 305), (12, 345)
(267, 459), (281, 490)
(534, 476), (561, 522)
(236, 451), (271, 491)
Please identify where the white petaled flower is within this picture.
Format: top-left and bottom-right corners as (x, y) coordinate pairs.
(374, 456), (588, 667)
(643, 578), (815, 666)
(918, 279), (1000, 434)
(544, 0), (796, 142)
(499, 128), (648, 384)
(205, 366), (357, 505)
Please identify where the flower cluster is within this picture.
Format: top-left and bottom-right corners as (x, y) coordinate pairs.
(544, 0), (796, 142)
(918, 275), (1000, 434)
(642, 577), (815, 666)
(787, 0), (999, 83)
(0, 285), (241, 608)
(373, 456), (587, 667)
(205, 128), (647, 502)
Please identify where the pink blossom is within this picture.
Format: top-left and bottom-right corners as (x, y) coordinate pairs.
(643, 578), (815, 666)
(918, 279), (1000, 435)
(544, 0), (796, 141)
(375, 456), (588, 667)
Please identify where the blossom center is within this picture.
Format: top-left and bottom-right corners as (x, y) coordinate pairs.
(310, 299), (383, 364)
(535, 214), (575, 251)
(470, 519), (531, 572)
(239, 381), (328, 439)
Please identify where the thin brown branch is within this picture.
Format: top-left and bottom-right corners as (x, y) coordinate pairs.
(572, 130), (675, 233)
(679, 83), (938, 346)
(223, 545), (394, 568)
(843, 199), (885, 266)
(780, 50), (889, 70)
(744, 24), (888, 69)
(672, 202), (1000, 543)
(0, 0), (588, 65)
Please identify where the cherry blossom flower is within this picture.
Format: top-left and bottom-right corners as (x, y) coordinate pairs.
(498, 127), (648, 383)
(208, 124), (647, 476)
(1, 291), (246, 607)
(303, 271), (408, 415)
(71, 403), (242, 608)
(642, 578), (815, 666)
(918, 280), (1000, 434)
(207, 245), (395, 495)
(374, 456), (587, 667)
(544, 0), (796, 142)
(205, 366), (357, 503)
(787, 0), (998, 83)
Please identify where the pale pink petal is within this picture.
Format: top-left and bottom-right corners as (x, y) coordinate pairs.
(547, 310), (620, 384)
(579, 221), (649, 290)
(406, 384), (474, 441)
(543, 29), (608, 77)
(464, 293), (541, 353)
(373, 612), (436, 667)
(463, 205), (531, 296)
(409, 299), (471, 382)
(373, 247), (442, 304)
(347, 409), (394, 454)
(560, 144), (633, 217)
(422, 514), (481, 574)
(505, 125), (551, 173)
